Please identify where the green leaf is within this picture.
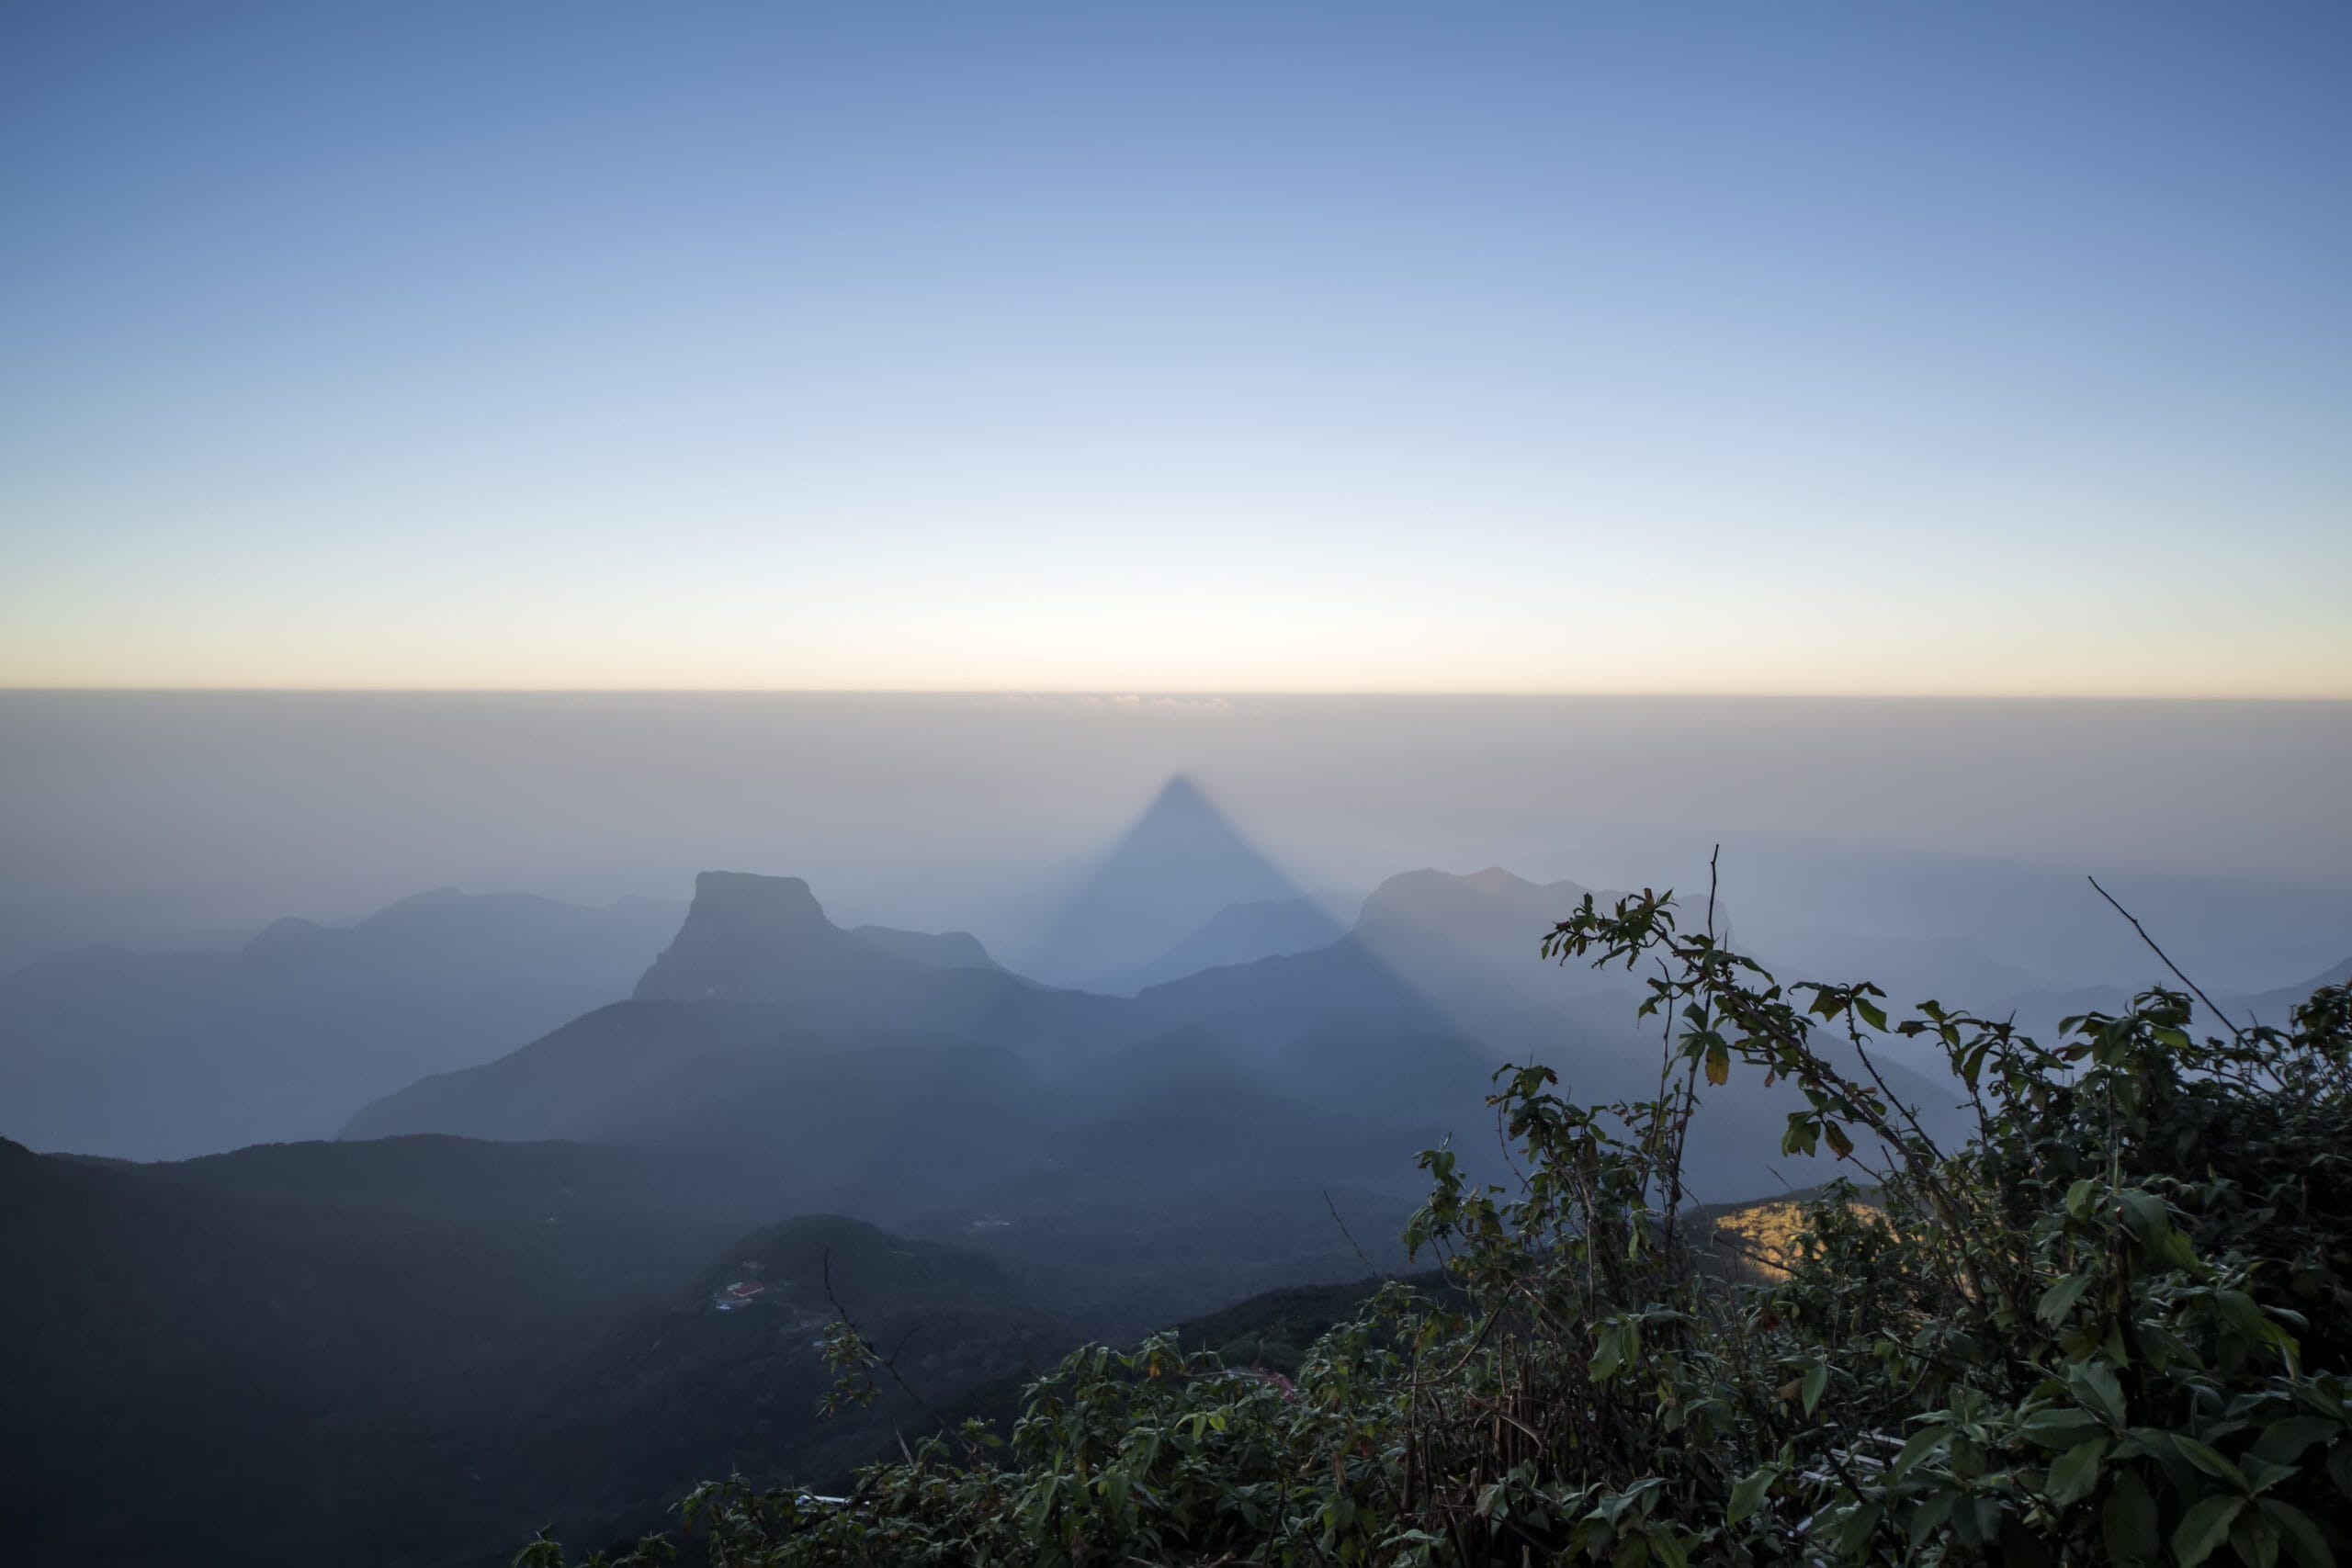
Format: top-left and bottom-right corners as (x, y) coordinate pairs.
(2066, 1360), (2128, 1427)
(2244, 1454), (2301, 1495)
(1834, 1500), (1885, 1555)
(2259, 1499), (2335, 1568)
(1726, 1464), (1775, 1526)
(2235, 1510), (2283, 1568)
(2037, 1273), (2094, 1325)
(2020, 1408), (2109, 1449)
(2126, 1426), (2195, 1487)
(2048, 1438), (2109, 1507)
(1801, 1360), (1829, 1416)
(2105, 1468), (2160, 1564)
(2117, 1190), (2172, 1250)
(1781, 1113), (1820, 1157)
(2252, 1419), (2339, 1465)
(1951, 1493), (1996, 1546)
(2174, 1496), (2245, 1568)
(2213, 1289), (2285, 1350)
(1857, 998), (1888, 1031)
(1892, 1426), (1950, 1478)
(2173, 1436), (2249, 1491)
(1907, 1491), (1955, 1550)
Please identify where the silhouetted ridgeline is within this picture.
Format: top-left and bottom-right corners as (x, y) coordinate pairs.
(345, 864), (1928, 1205)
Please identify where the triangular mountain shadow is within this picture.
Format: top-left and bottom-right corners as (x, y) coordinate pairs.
(1021, 775), (1307, 990)
(1109, 889), (1362, 995)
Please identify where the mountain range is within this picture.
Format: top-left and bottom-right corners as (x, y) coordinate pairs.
(0, 890), (685, 1159)
(7, 779), (2348, 1568)
(343, 860), (1954, 1210)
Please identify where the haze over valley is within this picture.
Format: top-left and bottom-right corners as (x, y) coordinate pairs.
(5, 694), (2346, 1560)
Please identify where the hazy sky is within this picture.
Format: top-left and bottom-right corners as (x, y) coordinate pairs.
(2, 3), (2346, 694)
(5, 693), (2348, 992)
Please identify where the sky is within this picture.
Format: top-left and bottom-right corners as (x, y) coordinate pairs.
(1, 2), (2347, 694)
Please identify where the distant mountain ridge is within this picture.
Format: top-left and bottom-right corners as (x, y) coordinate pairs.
(343, 861), (1898, 1202)
(0, 888), (687, 1159)
(1984, 951), (2352, 1046)
(0, 873), (1027, 1164)
(342, 872), (1120, 1148)
(1130, 865), (1632, 1054)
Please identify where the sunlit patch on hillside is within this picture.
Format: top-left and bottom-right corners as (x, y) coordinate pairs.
(1705, 1198), (1885, 1280)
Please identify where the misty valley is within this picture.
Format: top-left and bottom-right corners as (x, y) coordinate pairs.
(5, 773), (2344, 1566)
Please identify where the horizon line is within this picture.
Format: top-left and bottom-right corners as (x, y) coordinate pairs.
(3, 685), (2348, 704)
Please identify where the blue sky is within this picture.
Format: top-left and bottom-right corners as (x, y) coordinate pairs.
(2, 2), (2346, 693)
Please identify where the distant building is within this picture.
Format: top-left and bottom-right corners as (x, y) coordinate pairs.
(712, 1280), (768, 1311)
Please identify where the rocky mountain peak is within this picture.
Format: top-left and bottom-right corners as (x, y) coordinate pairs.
(684, 871), (829, 931)
(631, 872), (847, 1002)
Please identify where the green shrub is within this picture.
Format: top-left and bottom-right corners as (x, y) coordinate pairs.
(522, 886), (2352, 1566)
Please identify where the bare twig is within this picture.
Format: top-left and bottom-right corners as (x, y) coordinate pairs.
(1705, 843), (1720, 942)
(2086, 875), (2248, 1043)
(1323, 1187), (1384, 1278)
(821, 1247), (973, 1456)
